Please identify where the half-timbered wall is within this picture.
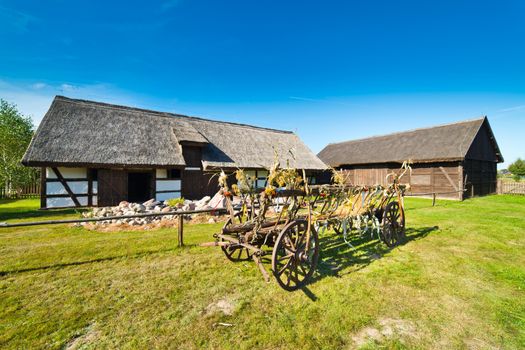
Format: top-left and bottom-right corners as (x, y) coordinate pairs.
(43, 167), (98, 208)
(155, 169), (181, 201)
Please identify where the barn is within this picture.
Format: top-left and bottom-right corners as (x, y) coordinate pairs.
(318, 117), (503, 200)
(22, 96), (326, 208)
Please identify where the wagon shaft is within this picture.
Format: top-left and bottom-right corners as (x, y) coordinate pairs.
(221, 219), (286, 234)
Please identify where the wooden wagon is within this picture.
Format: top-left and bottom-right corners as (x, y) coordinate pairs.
(202, 163), (409, 291)
(312, 174), (407, 248)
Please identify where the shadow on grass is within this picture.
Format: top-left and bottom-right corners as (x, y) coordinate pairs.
(0, 248), (179, 277)
(257, 226), (438, 300)
(313, 226), (439, 282)
(0, 207), (83, 222)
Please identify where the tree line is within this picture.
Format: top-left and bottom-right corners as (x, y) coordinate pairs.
(0, 99), (39, 196)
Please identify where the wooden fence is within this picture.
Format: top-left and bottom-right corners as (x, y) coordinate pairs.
(0, 184), (40, 199)
(497, 180), (525, 195)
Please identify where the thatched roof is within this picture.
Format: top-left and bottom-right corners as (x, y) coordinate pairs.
(22, 96), (326, 170)
(318, 117), (503, 167)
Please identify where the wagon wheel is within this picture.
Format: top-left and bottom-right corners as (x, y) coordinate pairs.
(221, 213), (252, 261)
(381, 201), (405, 247)
(272, 220), (319, 291)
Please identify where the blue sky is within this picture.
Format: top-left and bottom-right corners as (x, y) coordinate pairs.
(0, 0), (524, 167)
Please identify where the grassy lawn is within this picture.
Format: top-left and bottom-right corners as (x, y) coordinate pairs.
(1, 196), (524, 349)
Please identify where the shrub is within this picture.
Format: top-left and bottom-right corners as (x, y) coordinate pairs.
(166, 197), (185, 207)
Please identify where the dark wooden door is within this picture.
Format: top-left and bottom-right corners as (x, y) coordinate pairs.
(127, 172), (153, 203)
(98, 169), (128, 206)
(182, 170), (203, 199)
(182, 171), (222, 199)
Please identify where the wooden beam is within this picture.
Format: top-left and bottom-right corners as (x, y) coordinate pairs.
(87, 169), (93, 207)
(40, 167), (46, 209)
(458, 163), (463, 201)
(439, 166), (459, 192)
(177, 214), (184, 247)
(51, 167), (81, 207)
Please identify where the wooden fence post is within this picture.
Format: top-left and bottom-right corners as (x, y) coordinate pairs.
(432, 192), (436, 206)
(178, 214), (184, 247)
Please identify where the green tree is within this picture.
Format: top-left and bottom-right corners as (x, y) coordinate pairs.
(508, 158), (525, 182)
(0, 99), (38, 195)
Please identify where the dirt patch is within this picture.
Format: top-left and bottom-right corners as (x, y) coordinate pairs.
(65, 323), (101, 349)
(81, 214), (228, 233)
(205, 298), (236, 316)
(351, 318), (418, 347)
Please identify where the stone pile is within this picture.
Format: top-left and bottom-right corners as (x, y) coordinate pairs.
(82, 195), (219, 227)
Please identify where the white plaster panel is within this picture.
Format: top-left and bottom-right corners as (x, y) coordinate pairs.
(256, 179), (266, 188)
(156, 192), (181, 201)
(156, 180), (181, 191)
(156, 169), (168, 179)
(46, 181), (88, 195)
(47, 196), (88, 208)
(46, 182), (66, 195)
(46, 167), (87, 179)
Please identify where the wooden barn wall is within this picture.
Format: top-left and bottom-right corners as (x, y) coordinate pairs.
(181, 145), (216, 200)
(462, 121), (498, 198)
(182, 146), (202, 167)
(465, 121), (499, 162)
(182, 171), (210, 199)
(98, 169), (128, 207)
(339, 162), (463, 200)
(462, 159), (497, 198)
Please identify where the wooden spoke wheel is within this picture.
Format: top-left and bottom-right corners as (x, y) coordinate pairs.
(272, 220), (319, 291)
(381, 201), (405, 247)
(221, 213), (252, 262)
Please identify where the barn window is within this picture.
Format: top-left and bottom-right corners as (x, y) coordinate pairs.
(88, 169), (98, 181)
(168, 169), (181, 179)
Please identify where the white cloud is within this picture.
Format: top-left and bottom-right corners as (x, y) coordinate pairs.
(0, 6), (36, 33)
(60, 83), (76, 92)
(31, 82), (47, 90)
(497, 105), (525, 113)
(0, 79), (145, 125)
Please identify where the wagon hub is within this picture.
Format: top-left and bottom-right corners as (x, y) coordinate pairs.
(297, 250), (309, 263)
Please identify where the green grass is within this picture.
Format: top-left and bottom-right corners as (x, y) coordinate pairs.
(1, 196), (524, 349)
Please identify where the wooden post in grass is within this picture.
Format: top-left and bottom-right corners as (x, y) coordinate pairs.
(432, 192), (436, 207)
(178, 214), (184, 247)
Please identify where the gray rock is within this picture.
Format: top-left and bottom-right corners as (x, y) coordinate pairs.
(196, 204), (212, 211)
(142, 198), (155, 206)
(200, 196), (211, 204)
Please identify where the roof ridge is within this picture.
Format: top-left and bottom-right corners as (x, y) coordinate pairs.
(325, 116), (486, 147)
(54, 95), (293, 134)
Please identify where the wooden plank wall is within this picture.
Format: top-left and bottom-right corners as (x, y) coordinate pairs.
(340, 162), (463, 200)
(463, 159), (497, 198)
(98, 169), (128, 207)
